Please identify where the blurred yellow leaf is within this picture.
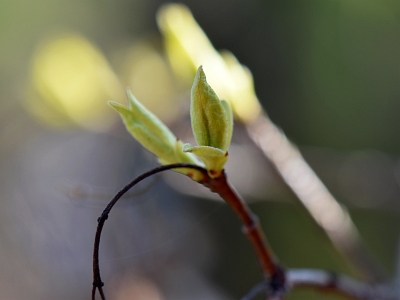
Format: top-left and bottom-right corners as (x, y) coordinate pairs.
(118, 40), (184, 123)
(157, 4), (262, 123)
(27, 33), (124, 131)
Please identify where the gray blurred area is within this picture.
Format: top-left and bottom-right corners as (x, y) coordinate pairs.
(1, 0), (400, 299)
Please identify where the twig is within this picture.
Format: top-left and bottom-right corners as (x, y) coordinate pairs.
(287, 269), (399, 300)
(202, 170), (284, 288)
(92, 163), (207, 300)
(246, 113), (387, 282)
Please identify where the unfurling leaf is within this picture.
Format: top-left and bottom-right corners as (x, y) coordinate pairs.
(110, 89), (204, 181)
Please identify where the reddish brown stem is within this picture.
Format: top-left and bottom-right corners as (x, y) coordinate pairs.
(202, 170), (284, 287)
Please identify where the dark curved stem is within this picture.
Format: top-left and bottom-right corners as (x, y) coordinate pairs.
(91, 163), (207, 300)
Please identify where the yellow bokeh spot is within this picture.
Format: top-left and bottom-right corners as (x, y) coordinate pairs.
(119, 41), (183, 123)
(27, 33), (124, 130)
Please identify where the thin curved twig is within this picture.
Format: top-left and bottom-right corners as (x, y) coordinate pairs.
(92, 163), (207, 300)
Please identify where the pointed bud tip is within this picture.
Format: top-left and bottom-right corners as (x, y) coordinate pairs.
(125, 87), (132, 95)
(108, 101), (125, 111)
(196, 66), (205, 80)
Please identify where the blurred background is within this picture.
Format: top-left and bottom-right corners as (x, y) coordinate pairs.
(1, 0), (400, 299)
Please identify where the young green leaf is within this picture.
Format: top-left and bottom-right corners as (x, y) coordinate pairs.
(184, 66), (233, 177)
(190, 66), (228, 150)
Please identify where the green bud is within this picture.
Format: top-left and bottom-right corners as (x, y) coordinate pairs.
(184, 66), (233, 177)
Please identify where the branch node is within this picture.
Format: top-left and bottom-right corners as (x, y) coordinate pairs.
(326, 270), (338, 288)
(269, 265), (286, 296)
(97, 214), (108, 223)
(241, 213), (259, 235)
(92, 280), (104, 288)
